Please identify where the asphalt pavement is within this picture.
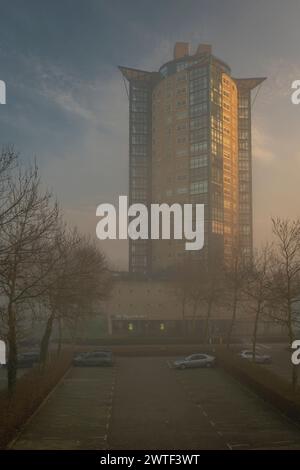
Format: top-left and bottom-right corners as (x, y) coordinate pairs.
(10, 356), (300, 450)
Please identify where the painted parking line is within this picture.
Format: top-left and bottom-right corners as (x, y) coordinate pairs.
(258, 343), (272, 350)
(229, 443), (250, 449)
(242, 342), (271, 351)
(272, 440), (296, 445)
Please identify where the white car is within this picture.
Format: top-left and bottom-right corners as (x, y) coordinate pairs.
(238, 350), (272, 364)
(173, 353), (216, 369)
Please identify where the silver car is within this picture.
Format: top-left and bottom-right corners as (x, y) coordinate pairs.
(173, 353), (216, 369)
(238, 350), (272, 364)
(73, 350), (113, 367)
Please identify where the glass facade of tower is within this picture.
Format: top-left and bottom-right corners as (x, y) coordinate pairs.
(189, 64), (210, 264)
(119, 67), (158, 273)
(120, 45), (265, 274)
(236, 82), (254, 260)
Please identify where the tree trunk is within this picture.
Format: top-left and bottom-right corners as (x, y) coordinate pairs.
(252, 301), (261, 362)
(40, 312), (54, 367)
(287, 300), (297, 390)
(226, 288), (238, 348)
(203, 295), (213, 344)
(182, 295), (186, 336)
(56, 318), (62, 357)
(292, 364), (298, 391)
(71, 318), (79, 350)
(192, 297), (198, 335)
(7, 301), (17, 396)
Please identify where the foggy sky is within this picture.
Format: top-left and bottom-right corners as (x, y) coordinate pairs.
(0, 0), (299, 269)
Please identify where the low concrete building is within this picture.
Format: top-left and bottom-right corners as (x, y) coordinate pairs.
(103, 272), (285, 340)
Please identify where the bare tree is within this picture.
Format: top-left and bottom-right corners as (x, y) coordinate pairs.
(0, 148), (35, 236)
(38, 232), (112, 364)
(0, 160), (59, 394)
(225, 245), (248, 348)
(0, 147), (17, 217)
(0, 150), (111, 394)
(244, 244), (272, 360)
(201, 260), (224, 344)
(268, 218), (300, 390)
(185, 255), (225, 344)
(172, 260), (205, 335)
(172, 261), (192, 334)
(171, 256), (223, 341)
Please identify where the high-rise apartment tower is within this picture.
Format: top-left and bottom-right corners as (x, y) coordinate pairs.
(120, 42), (265, 274)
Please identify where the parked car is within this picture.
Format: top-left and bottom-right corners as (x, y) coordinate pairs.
(238, 350), (272, 364)
(73, 350), (113, 367)
(17, 351), (40, 368)
(173, 353), (216, 369)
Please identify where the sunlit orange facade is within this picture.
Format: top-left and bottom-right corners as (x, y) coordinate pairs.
(222, 73), (238, 265)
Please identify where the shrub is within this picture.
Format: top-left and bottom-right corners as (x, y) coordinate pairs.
(0, 352), (72, 449)
(215, 347), (300, 424)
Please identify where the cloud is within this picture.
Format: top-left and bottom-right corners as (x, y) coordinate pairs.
(256, 58), (300, 105)
(41, 86), (95, 122)
(30, 64), (130, 269)
(252, 125), (274, 164)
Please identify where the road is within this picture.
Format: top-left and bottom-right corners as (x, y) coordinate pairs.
(11, 356), (300, 450)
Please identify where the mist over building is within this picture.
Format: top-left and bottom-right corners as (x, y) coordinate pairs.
(120, 42), (266, 274)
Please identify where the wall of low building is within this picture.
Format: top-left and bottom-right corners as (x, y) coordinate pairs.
(102, 275), (286, 339)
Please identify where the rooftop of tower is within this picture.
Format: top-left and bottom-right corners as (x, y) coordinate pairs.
(119, 42), (266, 90)
(173, 41), (212, 59)
(158, 41), (231, 77)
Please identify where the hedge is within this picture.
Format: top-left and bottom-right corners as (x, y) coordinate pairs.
(215, 347), (300, 424)
(0, 352), (72, 449)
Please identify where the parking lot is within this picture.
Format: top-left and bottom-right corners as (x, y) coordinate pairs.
(10, 356), (300, 450)
(10, 366), (116, 449)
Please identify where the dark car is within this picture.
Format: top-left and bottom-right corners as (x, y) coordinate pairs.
(17, 351), (40, 368)
(73, 350), (113, 367)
